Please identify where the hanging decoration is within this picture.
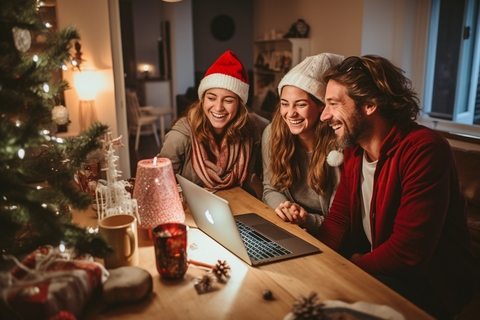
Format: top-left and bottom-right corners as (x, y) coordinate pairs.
(72, 41), (85, 71)
(12, 27), (31, 52)
(51, 105), (69, 125)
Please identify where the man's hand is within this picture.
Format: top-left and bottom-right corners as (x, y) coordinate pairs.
(350, 253), (365, 263)
(275, 201), (307, 225)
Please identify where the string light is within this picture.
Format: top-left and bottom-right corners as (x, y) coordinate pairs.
(33, 55), (38, 62)
(15, 120), (20, 127)
(71, 60), (77, 66)
(41, 203), (47, 208)
(43, 83), (49, 92)
(18, 148), (25, 159)
(45, 22), (51, 28)
(57, 138), (63, 143)
(62, 64), (67, 71)
(42, 129), (50, 135)
(36, 186), (42, 190)
(59, 242), (65, 252)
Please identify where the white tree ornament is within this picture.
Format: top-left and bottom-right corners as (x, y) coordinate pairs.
(96, 133), (140, 223)
(51, 105), (69, 125)
(12, 27), (31, 53)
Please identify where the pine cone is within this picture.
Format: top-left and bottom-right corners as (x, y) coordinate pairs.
(212, 260), (231, 281)
(194, 272), (216, 294)
(292, 292), (326, 320)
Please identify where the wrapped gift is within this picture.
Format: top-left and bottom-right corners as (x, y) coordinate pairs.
(0, 246), (109, 320)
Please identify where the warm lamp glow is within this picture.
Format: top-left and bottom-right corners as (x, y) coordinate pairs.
(162, 0), (183, 2)
(143, 65), (149, 71)
(74, 70), (99, 101)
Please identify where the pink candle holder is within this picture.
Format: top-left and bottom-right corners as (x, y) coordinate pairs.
(133, 158), (185, 229)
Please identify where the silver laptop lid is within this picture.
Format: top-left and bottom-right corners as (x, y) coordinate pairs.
(176, 174), (252, 265)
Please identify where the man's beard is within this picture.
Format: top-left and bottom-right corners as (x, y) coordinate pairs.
(336, 107), (371, 150)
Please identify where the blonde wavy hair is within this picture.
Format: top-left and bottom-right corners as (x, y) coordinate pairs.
(172, 93), (253, 145)
(267, 96), (336, 195)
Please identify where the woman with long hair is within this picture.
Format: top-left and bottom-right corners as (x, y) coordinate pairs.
(158, 51), (268, 195)
(262, 53), (343, 234)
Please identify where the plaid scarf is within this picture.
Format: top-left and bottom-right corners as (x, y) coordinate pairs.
(183, 118), (251, 189)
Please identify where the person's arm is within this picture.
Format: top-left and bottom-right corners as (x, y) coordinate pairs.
(250, 113), (270, 178)
(355, 140), (455, 275)
(157, 129), (190, 174)
(261, 125), (289, 209)
(301, 213), (325, 234)
(316, 161), (352, 251)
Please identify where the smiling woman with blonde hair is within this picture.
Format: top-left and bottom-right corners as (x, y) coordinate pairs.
(158, 51), (268, 194)
(262, 53), (343, 234)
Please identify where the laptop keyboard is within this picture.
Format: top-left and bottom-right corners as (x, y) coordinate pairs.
(235, 220), (291, 261)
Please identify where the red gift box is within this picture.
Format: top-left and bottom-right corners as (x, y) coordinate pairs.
(1, 246), (108, 320)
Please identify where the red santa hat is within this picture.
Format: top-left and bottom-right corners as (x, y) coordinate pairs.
(198, 51), (249, 103)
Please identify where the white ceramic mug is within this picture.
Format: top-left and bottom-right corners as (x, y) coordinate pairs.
(99, 214), (139, 269)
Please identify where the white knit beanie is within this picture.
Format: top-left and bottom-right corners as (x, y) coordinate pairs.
(198, 51), (249, 103)
(278, 52), (344, 103)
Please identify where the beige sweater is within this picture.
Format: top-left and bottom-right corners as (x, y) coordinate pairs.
(158, 113), (269, 195)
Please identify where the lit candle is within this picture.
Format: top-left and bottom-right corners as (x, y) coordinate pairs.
(133, 158), (185, 229)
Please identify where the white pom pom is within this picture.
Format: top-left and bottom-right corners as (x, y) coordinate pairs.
(52, 105), (69, 125)
(327, 150), (344, 167)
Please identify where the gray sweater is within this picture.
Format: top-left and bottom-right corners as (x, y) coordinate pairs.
(158, 113), (269, 194)
(261, 124), (340, 234)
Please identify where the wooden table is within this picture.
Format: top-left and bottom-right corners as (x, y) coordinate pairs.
(74, 187), (434, 319)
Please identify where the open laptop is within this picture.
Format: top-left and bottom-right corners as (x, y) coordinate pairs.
(176, 174), (320, 266)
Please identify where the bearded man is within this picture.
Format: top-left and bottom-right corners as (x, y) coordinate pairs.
(318, 55), (479, 320)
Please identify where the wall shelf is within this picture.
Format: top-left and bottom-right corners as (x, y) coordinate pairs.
(252, 38), (310, 119)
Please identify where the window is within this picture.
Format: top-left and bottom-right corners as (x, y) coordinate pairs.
(424, 0), (480, 125)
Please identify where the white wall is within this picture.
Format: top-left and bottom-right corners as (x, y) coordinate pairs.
(56, 0), (123, 167)
(132, 0), (162, 78)
(254, 0), (431, 104)
(361, 0), (431, 105)
(254, 0), (364, 58)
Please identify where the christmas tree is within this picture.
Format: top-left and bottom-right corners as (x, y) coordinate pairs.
(0, 0), (112, 259)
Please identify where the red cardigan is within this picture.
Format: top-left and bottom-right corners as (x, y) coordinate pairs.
(317, 120), (480, 316)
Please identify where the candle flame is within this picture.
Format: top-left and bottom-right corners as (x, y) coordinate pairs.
(153, 157), (157, 165)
